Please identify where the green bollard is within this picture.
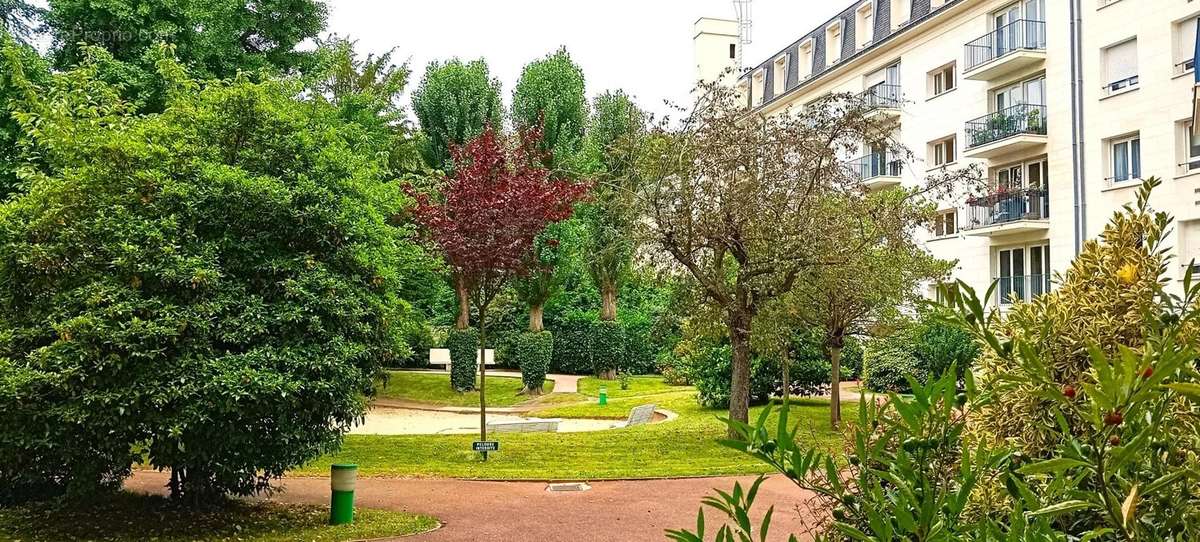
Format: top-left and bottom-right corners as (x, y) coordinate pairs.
(599, 385), (607, 406)
(330, 463), (357, 525)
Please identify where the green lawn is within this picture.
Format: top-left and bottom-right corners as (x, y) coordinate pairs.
(0, 492), (437, 542)
(301, 386), (852, 480)
(375, 371), (552, 407)
(575, 375), (690, 399)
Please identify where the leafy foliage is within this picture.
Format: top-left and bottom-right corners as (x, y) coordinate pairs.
(680, 345), (776, 409)
(862, 337), (926, 393)
(0, 60), (416, 503)
(0, 0), (43, 45)
(591, 319), (626, 377)
(446, 327), (480, 392)
(411, 59), (503, 173)
(511, 47), (588, 172)
(46, 0), (327, 110)
(0, 31), (51, 197)
(514, 331), (553, 395)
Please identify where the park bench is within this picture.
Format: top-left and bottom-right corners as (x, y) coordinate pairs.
(428, 348), (495, 372)
(486, 418), (562, 433)
(613, 404), (657, 428)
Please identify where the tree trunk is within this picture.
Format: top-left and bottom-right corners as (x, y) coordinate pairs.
(528, 303), (544, 332)
(455, 274), (470, 330)
(600, 281), (617, 321)
(478, 304), (488, 458)
(727, 309), (752, 436)
(829, 345), (842, 429)
(781, 351), (790, 409)
(597, 368), (616, 380)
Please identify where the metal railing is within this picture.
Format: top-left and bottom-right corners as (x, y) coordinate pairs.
(962, 187), (1049, 231)
(965, 103), (1047, 149)
(964, 19), (1047, 72)
(860, 83), (902, 109)
(852, 152), (903, 180)
(1104, 75), (1139, 94)
(995, 273), (1052, 305)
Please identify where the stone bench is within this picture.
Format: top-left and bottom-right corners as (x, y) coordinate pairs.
(613, 404), (657, 428)
(429, 348), (495, 372)
(486, 418), (562, 433)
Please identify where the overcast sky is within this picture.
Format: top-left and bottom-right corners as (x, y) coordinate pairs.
(327, 0), (843, 120)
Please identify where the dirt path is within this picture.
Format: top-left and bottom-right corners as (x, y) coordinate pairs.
(125, 471), (819, 541)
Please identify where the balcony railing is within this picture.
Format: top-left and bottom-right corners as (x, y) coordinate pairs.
(852, 152), (903, 180)
(860, 83), (902, 109)
(964, 19), (1046, 72)
(965, 103), (1047, 149)
(995, 273), (1052, 305)
(963, 187), (1049, 231)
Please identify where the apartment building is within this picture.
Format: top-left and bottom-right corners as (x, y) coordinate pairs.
(694, 0), (1200, 308)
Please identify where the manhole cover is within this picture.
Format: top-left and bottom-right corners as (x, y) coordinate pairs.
(546, 482), (591, 492)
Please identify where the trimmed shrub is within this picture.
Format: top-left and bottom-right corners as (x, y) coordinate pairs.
(911, 318), (977, 382)
(620, 314), (658, 375)
(657, 351), (690, 385)
(591, 320), (625, 377)
(549, 313), (593, 374)
(862, 337), (925, 393)
(683, 345), (775, 408)
(514, 331), (553, 393)
(446, 328), (479, 391)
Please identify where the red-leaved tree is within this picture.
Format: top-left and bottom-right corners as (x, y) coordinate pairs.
(410, 126), (588, 444)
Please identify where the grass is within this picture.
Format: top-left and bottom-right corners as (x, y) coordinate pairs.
(0, 491), (437, 542)
(575, 375), (689, 399)
(300, 379), (853, 480)
(375, 371), (552, 408)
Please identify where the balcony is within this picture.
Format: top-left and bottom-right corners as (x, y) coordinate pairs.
(962, 187), (1049, 236)
(995, 273), (1052, 306)
(963, 104), (1047, 159)
(851, 152), (903, 190)
(859, 83), (901, 122)
(963, 20), (1046, 81)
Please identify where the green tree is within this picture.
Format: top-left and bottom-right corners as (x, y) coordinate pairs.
(0, 0), (44, 45)
(45, 0), (327, 109)
(792, 189), (951, 427)
(0, 52), (417, 504)
(0, 30), (51, 198)
(580, 90), (644, 325)
(411, 58), (503, 175)
(511, 47), (587, 173)
(411, 58), (504, 334)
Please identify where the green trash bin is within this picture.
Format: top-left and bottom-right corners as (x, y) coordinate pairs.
(330, 464), (357, 525)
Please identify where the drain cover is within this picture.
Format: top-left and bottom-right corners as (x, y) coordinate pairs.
(546, 482), (591, 492)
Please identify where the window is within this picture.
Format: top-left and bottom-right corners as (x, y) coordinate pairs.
(931, 136), (957, 166)
(890, 0), (912, 30)
(772, 55), (788, 95)
(1178, 121), (1200, 175)
(798, 39), (814, 79)
(932, 210), (957, 237)
(998, 244), (1050, 305)
(855, 2), (875, 50)
(928, 63), (956, 97)
(1175, 16), (1198, 75)
(729, 43), (737, 60)
(751, 69), (765, 106)
(826, 21), (844, 66)
(1109, 134), (1141, 183)
(1181, 220), (1200, 274)
(736, 80), (750, 107)
(1102, 38), (1139, 95)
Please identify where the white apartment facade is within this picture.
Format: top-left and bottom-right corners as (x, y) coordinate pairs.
(694, 0), (1200, 308)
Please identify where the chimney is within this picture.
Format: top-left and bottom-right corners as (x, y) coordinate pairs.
(693, 18), (740, 88)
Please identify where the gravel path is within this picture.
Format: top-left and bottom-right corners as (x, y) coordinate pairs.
(125, 470), (818, 541)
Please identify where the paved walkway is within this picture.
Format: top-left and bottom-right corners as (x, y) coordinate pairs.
(126, 471), (816, 541)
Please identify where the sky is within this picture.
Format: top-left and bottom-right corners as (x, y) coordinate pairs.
(326, 0), (844, 119)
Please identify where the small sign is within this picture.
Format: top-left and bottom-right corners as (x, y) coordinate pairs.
(473, 441), (499, 452)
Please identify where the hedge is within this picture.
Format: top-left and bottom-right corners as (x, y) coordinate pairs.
(591, 320), (625, 376)
(549, 313), (593, 374)
(513, 331), (554, 393)
(446, 328), (479, 391)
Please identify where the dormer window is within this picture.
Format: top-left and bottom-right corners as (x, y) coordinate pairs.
(826, 20), (844, 66)
(890, 0), (912, 30)
(798, 38), (814, 79)
(752, 69), (766, 106)
(773, 55), (789, 95)
(855, 2), (875, 50)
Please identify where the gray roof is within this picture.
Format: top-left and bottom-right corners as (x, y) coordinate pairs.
(742, 0), (967, 109)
